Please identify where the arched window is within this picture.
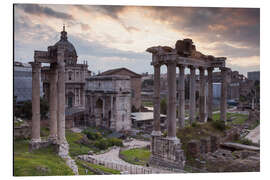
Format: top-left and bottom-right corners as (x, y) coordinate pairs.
(68, 71), (72, 81)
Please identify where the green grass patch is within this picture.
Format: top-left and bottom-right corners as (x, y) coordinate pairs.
(66, 130), (95, 157)
(119, 147), (151, 166)
(76, 159), (120, 175)
(177, 122), (226, 154)
(142, 101), (153, 107)
(212, 112), (248, 125)
(14, 139), (74, 176)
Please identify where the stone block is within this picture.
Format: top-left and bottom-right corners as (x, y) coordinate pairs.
(187, 140), (200, 158)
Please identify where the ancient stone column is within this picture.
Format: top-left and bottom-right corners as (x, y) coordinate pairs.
(57, 60), (67, 146)
(189, 66), (196, 124)
(152, 64), (161, 135)
(30, 62), (41, 143)
(199, 67), (206, 122)
(178, 65), (185, 128)
(167, 62), (177, 138)
(220, 67), (228, 123)
(207, 67), (214, 120)
(48, 63), (58, 142)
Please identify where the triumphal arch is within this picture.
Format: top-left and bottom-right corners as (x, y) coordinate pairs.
(146, 38), (229, 169)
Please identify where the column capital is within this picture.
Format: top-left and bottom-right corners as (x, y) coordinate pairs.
(153, 63), (161, 68)
(199, 66), (206, 71)
(177, 64), (185, 70)
(220, 67), (229, 72)
(29, 62), (41, 69)
(188, 65), (196, 70)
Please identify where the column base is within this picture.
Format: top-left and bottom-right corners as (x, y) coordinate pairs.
(151, 130), (162, 136)
(29, 138), (51, 152)
(48, 135), (58, 144)
(150, 135), (185, 170)
(58, 140), (70, 158)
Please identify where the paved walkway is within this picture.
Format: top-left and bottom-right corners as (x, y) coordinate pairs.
(245, 125), (260, 144)
(81, 139), (181, 174)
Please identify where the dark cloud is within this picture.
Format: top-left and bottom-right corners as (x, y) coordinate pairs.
(16, 4), (73, 20)
(143, 6), (260, 48)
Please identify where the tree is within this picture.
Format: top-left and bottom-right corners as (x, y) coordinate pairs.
(14, 97), (49, 120)
(160, 98), (167, 115)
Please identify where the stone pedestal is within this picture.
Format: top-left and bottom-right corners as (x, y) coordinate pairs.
(150, 135), (185, 170)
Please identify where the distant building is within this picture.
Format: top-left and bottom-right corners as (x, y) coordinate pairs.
(100, 68), (142, 111)
(248, 71), (260, 81)
(14, 61), (43, 103)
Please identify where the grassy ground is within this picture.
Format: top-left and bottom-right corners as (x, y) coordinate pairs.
(14, 139), (74, 176)
(177, 122), (226, 154)
(212, 112), (248, 125)
(66, 130), (96, 157)
(14, 128), (121, 176)
(142, 101), (153, 107)
(119, 147), (151, 166)
(76, 159), (121, 175)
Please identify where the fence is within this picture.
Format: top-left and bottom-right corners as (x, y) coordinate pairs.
(78, 155), (153, 174)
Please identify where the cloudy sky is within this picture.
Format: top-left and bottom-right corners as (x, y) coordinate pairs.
(14, 4), (260, 76)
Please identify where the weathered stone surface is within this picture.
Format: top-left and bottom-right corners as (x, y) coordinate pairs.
(150, 135), (185, 170)
(187, 140), (200, 158)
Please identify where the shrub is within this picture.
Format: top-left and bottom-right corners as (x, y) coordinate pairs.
(83, 130), (102, 141)
(94, 138), (109, 150)
(240, 138), (253, 145)
(107, 138), (123, 147)
(191, 122), (197, 127)
(211, 120), (226, 131)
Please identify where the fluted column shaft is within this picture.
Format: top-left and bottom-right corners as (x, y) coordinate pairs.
(207, 67), (214, 120)
(220, 67), (228, 123)
(153, 64), (161, 134)
(189, 66), (196, 124)
(49, 63), (58, 141)
(178, 65), (185, 128)
(199, 67), (206, 122)
(167, 62), (177, 138)
(30, 62), (41, 142)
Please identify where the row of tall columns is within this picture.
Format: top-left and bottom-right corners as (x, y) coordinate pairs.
(30, 60), (67, 147)
(152, 63), (228, 137)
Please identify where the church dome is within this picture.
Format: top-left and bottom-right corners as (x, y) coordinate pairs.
(54, 25), (78, 64)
